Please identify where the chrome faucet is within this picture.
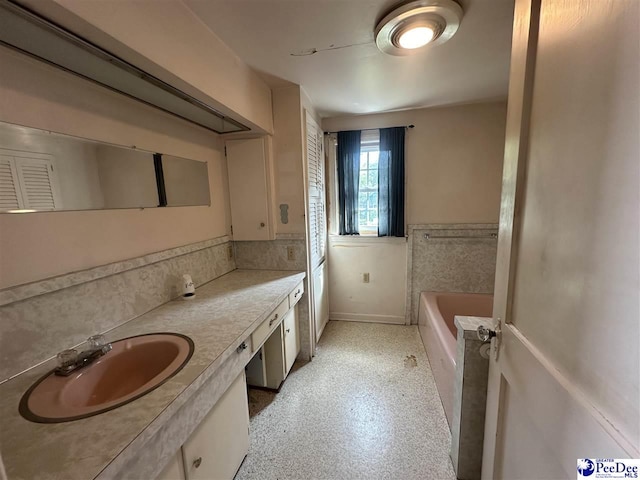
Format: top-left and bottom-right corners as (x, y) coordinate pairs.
(54, 334), (112, 376)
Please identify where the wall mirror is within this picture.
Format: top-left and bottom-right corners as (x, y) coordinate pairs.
(0, 122), (210, 213)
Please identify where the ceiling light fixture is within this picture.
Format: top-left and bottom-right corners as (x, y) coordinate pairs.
(375, 0), (463, 56)
(398, 26), (435, 49)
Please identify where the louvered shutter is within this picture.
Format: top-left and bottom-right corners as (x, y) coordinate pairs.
(306, 117), (326, 268)
(308, 199), (326, 265)
(307, 124), (322, 198)
(0, 154), (22, 210)
(15, 157), (57, 210)
(314, 199), (325, 262)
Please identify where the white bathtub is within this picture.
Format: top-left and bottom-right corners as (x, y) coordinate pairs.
(417, 292), (493, 426)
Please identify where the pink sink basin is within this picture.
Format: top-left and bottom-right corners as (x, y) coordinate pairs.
(20, 333), (194, 423)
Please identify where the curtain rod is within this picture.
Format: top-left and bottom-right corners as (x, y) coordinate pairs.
(324, 125), (414, 135)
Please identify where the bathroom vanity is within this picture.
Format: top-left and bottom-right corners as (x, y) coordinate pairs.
(157, 371), (249, 480)
(0, 269), (306, 480)
(246, 281), (304, 389)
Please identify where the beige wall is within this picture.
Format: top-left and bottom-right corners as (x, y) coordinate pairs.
(268, 85), (325, 238)
(20, 0), (273, 134)
(328, 237), (406, 324)
(322, 102), (506, 322)
(270, 85), (325, 237)
(322, 101), (507, 224)
(301, 87), (322, 128)
(271, 86), (306, 235)
(0, 46), (230, 289)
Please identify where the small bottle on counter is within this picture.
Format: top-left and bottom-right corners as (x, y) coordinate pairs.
(182, 274), (195, 300)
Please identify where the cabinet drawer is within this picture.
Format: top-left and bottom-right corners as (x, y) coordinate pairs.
(289, 281), (304, 308)
(251, 299), (289, 352)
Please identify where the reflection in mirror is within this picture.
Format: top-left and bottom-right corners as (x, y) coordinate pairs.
(162, 155), (210, 207)
(0, 122), (210, 213)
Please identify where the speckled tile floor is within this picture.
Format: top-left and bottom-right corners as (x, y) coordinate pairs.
(235, 321), (456, 480)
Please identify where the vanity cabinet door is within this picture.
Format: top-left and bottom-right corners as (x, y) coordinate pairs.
(182, 372), (249, 480)
(263, 324), (286, 389)
(283, 308), (300, 374)
(156, 450), (185, 480)
(245, 347), (267, 388)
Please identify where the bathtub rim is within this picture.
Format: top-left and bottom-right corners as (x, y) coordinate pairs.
(420, 291), (495, 363)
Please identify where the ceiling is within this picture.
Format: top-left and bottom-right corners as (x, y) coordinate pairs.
(184, 0), (514, 118)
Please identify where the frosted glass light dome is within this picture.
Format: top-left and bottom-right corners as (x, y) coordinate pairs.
(375, 0), (463, 56)
(397, 26), (436, 49)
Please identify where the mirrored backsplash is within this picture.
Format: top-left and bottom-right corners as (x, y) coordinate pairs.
(0, 121), (210, 213)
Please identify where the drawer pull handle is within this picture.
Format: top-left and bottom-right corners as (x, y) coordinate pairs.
(269, 313), (279, 327)
(236, 341), (247, 353)
(193, 457), (202, 469)
(294, 289), (301, 298)
(286, 328), (291, 333)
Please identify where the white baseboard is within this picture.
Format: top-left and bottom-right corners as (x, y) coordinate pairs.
(329, 312), (405, 325)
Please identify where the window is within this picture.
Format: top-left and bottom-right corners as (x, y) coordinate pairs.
(333, 127), (404, 238)
(358, 131), (379, 235)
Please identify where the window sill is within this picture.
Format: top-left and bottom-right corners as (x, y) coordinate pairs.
(328, 234), (406, 246)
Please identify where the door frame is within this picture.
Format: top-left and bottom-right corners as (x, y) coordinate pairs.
(481, 0), (540, 474)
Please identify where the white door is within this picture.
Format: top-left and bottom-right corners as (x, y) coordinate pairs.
(482, 1), (639, 478)
(313, 261), (329, 339)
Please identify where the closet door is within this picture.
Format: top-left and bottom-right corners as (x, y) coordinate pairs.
(304, 114), (329, 345)
(306, 118), (325, 267)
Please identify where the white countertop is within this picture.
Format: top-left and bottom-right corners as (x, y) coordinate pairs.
(0, 269), (305, 480)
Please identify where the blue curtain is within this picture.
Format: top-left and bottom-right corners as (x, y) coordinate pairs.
(378, 127), (405, 237)
(337, 130), (361, 235)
